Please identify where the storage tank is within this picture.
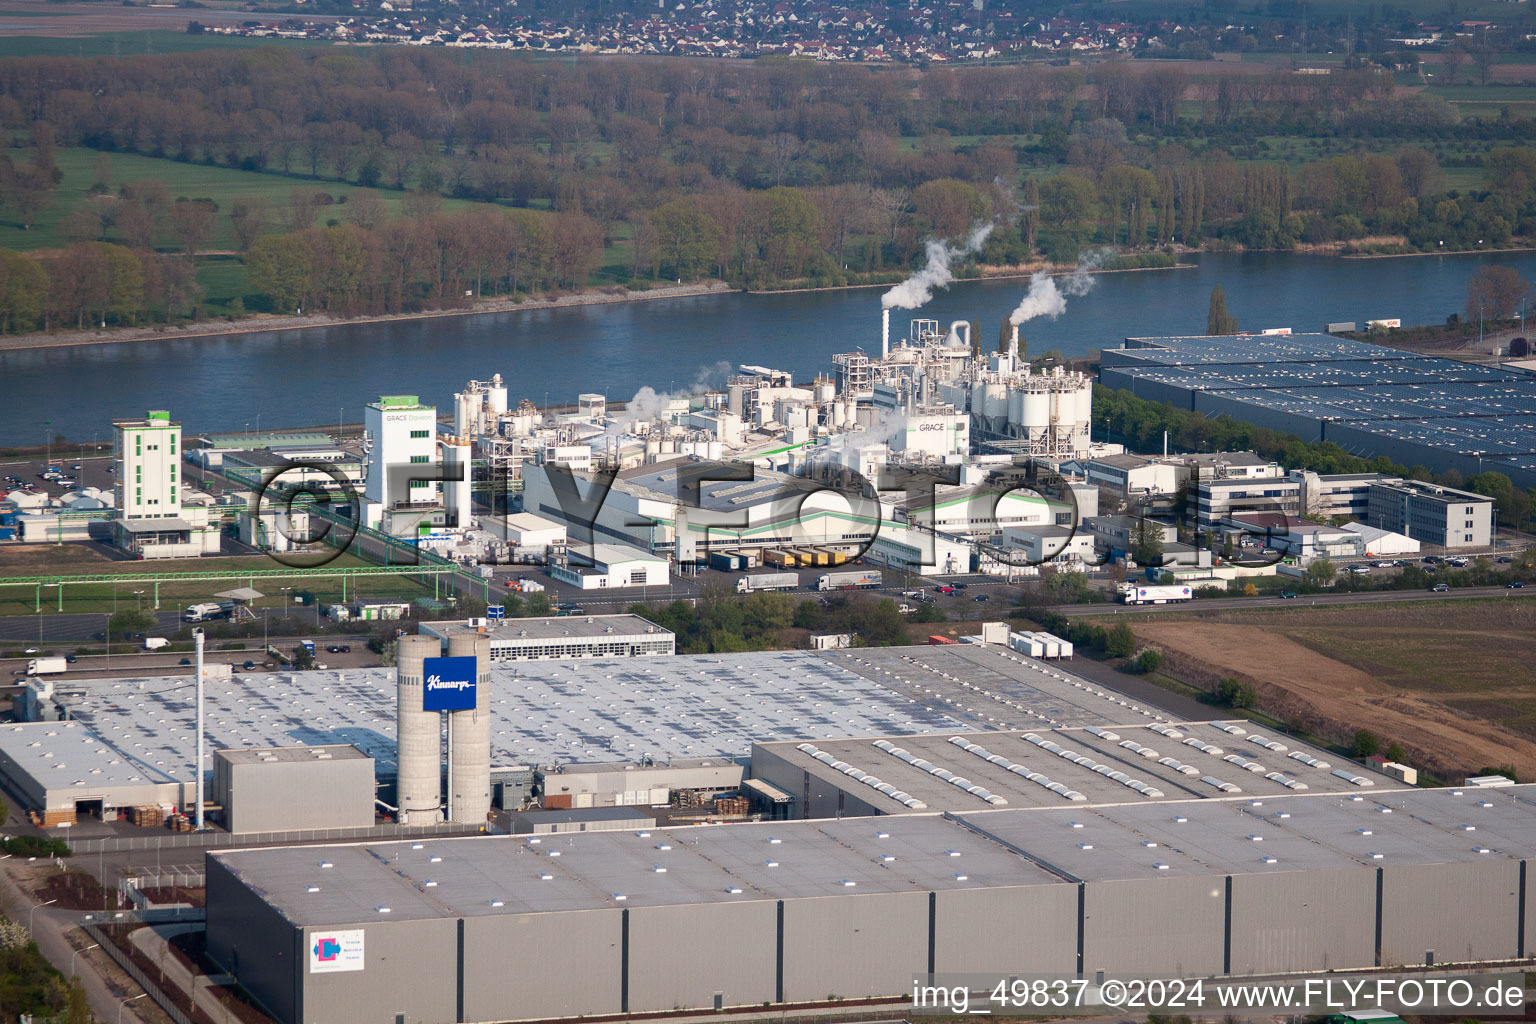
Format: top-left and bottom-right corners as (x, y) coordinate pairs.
(814, 377), (836, 404)
(728, 383), (745, 418)
(454, 391), (481, 437)
(446, 632), (491, 825)
(1019, 386), (1050, 436)
(396, 634), (443, 826)
(487, 374), (509, 418)
(707, 440), (724, 460)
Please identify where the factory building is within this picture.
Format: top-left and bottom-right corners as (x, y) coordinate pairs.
(419, 615), (675, 662)
(207, 784), (1536, 1024)
(537, 759), (744, 809)
(211, 745), (375, 835)
(362, 395), (440, 531)
(1366, 478), (1496, 549)
(1001, 524), (1096, 565)
(506, 807), (655, 834)
(548, 543), (669, 589)
(1101, 334), (1536, 489)
(0, 646), (1194, 818)
(0, 720), (183, 827)
(750, 722), (1390, 819)
(111, 410), (220, 558)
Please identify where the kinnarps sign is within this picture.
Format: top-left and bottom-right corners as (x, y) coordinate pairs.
(422, 655), (477, 711)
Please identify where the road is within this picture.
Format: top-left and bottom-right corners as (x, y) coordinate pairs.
(1058, 584), (1536, 616)
(0, 866), (153, 1024)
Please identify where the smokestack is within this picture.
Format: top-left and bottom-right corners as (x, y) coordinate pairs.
(1163, 430), (1169, 458)
(1010, 323), (1020, 360)
(396, 634), (444, 825)
(446, 632), (492, 825)
(881, 307), (890, 360)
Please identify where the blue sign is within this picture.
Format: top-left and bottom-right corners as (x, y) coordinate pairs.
(422, 656), (477, 711)
(487, 604), (505, 621)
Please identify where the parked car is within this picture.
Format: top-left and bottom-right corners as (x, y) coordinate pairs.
(1373, 561), (1395, 568)
(935, 585), (956, 594)
(972, 594), (990, 602)
(1431, 583), (1450, 593)
(243, 660), (257, 669)
(952, 582), (969, 590)
(1497, 557), (1514, 564)
(338, 644), (351, 653)
(327, 645), (344, 653)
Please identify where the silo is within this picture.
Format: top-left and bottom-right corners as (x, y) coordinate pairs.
(728, 383), (745, 418)
(815, 377), (836, 404)
(487, 374), (509, 418)
(447, 632), (492, 825)
(453, 391), (478, 437)
(1021, 385), (1051, 442)
(396, 634), (443, 826)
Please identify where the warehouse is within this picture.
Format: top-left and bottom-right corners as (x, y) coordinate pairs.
(206, 784), (1536, 1024)
(0, 720), (183, 826)
(750, 721), (1392, 818)
(1100, 335), (1536, 488)
(419, 614), (675, 662)
(548, 543), (669, 589)
(1, 645), (1165, 817)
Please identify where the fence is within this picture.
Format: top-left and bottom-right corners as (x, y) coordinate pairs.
(84, 921), (197, 1024)
(71, 819), (487, 854)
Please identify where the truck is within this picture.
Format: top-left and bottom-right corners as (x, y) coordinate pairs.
(1117, 582), (1193, 605)
(736, 572), (798, 594)
(299, 639), (316, 656)
(708, 551), (746, 572)
(25, 657), (67, 676)
(816, 570), (883, 592)
(183, 601), (232, 622)
(143, 637), (169, 651)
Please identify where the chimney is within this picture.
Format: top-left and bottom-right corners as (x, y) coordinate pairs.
(881, 307), (890, 360)
(1011, 322), (1020, 360)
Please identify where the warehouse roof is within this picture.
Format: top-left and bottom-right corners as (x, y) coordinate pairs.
(0, 720), (178, 789)
(212, 785), (1536, 927)
(214, 744), (370, 766)
(755, 721), (1391, 812)
(420, 614), (670, 643)
(37, 645), (1171, 778)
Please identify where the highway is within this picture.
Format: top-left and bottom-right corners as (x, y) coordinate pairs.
(1058, 584), (1536, 616)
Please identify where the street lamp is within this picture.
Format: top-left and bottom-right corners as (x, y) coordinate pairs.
(71, 942), (100, 976)
(118, 992), (149, 1023)
(28, 898), (57, 933)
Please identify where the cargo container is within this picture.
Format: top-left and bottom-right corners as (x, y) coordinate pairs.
(730, 549), (760, 569)
(927, 635), (957, 645)
(816, 570), (883, 591)
(25, 657), (67, 675)
(736, 572), (798, 594)
(1117, 582), (1192, 605)
(708, 551), (745, 572)
(763, 549), (799, 568)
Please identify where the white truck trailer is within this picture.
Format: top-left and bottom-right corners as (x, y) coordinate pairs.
(1117, 582), (1193, 605)
(816, 570), (883, 591)
(736, 572), (799, 594)
(25, 657), (67, 675)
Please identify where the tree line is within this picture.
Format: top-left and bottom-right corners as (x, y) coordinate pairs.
(5, 49), (1536, 332)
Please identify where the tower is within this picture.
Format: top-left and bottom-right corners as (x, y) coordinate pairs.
(394, 631), (493, 826)
(395, 635), (442, 826)
(446, 633), (491, 824)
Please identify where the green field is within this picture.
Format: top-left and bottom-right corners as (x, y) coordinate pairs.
(0, 550), (448, 618)
(0, 30), (327, 59)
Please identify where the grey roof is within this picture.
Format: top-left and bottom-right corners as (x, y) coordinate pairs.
(212, 784), (1536, 928)
(39, 645), (1187, 781)
(756, 721), (1392, 812)
(215, 744), (370, 766)
(507, 807), (655, 825)
(0, 720), (178, 789)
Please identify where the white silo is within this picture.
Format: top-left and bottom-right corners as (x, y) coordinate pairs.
(446, 632), (491, 825)
(396, 634), (443, 825)
(487, 374), (509, 418)
(814, 377), (836, 404)
(1020, 384), (1051, 442)
(441, 436), (472, 527)
(453, 391), (480, 437)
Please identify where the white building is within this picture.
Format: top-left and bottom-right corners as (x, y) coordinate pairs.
(1001, 525), (1096, 565)
(864, 524), (970, 576)
(1366, 479), (1495, 549)
(1339, 522), (1420, 556)
(550, 544), (669, 590)
(363, 395), (439, 528)
(111, 410), (219, 558)
(420, 614), (675, 662)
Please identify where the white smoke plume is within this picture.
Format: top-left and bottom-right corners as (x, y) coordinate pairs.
(1007, 251), (1106, 326)
(881, 222), (994, 310)
(605, 360), (733, 436)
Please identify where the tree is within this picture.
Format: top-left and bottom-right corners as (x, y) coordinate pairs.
(650, 199), (721, 281)
(1105, 621), (1136, 658)
(0, 249), (48, 334)
(1129, 517), (1165, 567)
(108, 608), (155, 640)
(247, 234), (313, 313)
(1306, 556), (1336, 585)
(1351, 728), (1380, 758)
(1206, 284), (1238, 335)
(526, 592), (552, 616)
(1384, 741), (1406, 762)
(229, 196), (270, 252)
(1466, 264), (1527, 322)
(1215, 677), (1256, 708)
(1135, 649), (1164, 674)
(169, 199), (216, 256)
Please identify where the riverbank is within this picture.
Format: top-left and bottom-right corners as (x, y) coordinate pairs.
(0, 280), (736, 354)
(0, 258), (1196, 353)
(1340, 246), (1536, 260)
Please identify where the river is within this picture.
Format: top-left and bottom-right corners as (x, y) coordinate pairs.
(3, 250), (1534, 445)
